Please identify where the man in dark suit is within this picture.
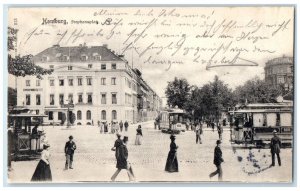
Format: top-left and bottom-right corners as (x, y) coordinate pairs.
(270, 130), (281, 166)
(65, 135), (77, 170)
(209, 140), (224, 181)
(124, 121), (129, 132)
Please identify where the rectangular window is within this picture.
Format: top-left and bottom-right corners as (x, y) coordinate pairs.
(26, 80), (30, 87)
(87, 78), (92, 85)
(58, 112), (63, 120)
(36, 80), (41, 87)
(112, 93), (117, 104)
(48, 111), (53, 120)
(50, 79), (54, 86)
(59, 79), (64, 86)
(88, 64), (93, 68)
(101, 78), (106, 85)
(59, 94), (64, 105)
(87, 94), (93, 104)
(78, 94), (83, 103)
(111, 77), (116, 85)
(36, 94), (41, 105)
(50, 94), (54, 105)
(81, 55), (88, 61)
(68, 79), (73, 86)
(78, 78), (82, 86)
(26, 94), (31, 105)
(68, 66), (73, 70)
(111, 63), (116, 69)
(101, 64), (106, 70)
(101, 93), (106, 104)
(68, 94), (73, 104)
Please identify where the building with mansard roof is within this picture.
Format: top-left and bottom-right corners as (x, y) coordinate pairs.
(16, 44), (162, 126)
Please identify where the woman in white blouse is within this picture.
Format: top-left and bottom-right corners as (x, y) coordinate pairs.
(31, 143), (52, 182)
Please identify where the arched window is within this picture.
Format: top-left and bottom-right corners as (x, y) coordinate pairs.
(112, 110), (117, 120)
(77, 110), (82, 120)
(101, 110), (106, 120)
(86, 110), (91, 120)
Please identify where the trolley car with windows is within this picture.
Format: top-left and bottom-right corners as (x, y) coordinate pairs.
(229, 102), (293, 147)
(158, 107), (187, 134)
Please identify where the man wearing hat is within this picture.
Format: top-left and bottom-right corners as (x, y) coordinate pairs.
(111, 133), (123, 159)
(270, 130), (281, 166)
(64, 135), (77, 170)
(209, 140), (224, 181)
(111, 136), (135, 181)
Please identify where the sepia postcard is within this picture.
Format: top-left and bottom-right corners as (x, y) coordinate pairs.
(5, 6), (295, 184)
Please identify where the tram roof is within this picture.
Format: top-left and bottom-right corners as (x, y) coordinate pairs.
(229, 109), (292, 114)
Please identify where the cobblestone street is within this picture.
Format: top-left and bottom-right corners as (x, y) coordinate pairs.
(8, 121), (292, 183)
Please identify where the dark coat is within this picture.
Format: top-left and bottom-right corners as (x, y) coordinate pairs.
(136, 128), (143, 136)
(114, 139), (123, 159)
(116, 144), (128, 169)
(119, 122), (123, 128)
(65, 141), (76, 155)
(213, 146), (224, 166)
(165, 142), (178, 172)
(270, 136), (281, 154)
(124, 121), (129, 128)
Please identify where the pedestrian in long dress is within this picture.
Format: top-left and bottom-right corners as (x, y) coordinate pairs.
(135, 125), (143, 145)
(209, 140), (224, 181)
(115, 122), (120, 134)
(104, 122), (108, 133)
(31, 143), (52, 182)
(119, 120), (123, 132)
(124, 121), (129, 132)
(270, 130), (282, 166)
(64, 135), (77, 170)
(165, 134), (179, 172)
(111, 136), (135, 182)
(110, 122), (115, 134)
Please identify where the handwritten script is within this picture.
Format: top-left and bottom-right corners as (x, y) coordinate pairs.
(20, 8), (293, 71)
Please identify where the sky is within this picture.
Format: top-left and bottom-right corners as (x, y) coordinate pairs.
(8, 7), (294, 97)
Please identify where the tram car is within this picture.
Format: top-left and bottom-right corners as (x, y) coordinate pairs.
(158, 107), (187, 134)
(229, 102), (293, 147)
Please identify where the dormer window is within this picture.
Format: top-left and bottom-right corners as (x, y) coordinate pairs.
(42, 56), (49, 62)
(92, 53), (101, 61)
(111, 63), (117, 70)
(62, 55), (69, 62)
(81, 55), (88, 61)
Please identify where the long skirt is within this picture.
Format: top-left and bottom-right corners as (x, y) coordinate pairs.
(165, 151), (178, 172)
(135, 135), (142, 145)
(31, 160), (52, 182)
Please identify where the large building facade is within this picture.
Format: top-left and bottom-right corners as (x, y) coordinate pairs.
(264, 55), (293, 92)
(16, 44), (162, 125)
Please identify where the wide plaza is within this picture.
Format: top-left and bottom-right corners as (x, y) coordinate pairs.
(8, 121), (293, 183)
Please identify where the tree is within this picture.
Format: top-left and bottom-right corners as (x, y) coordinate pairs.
(8, 87), (17, 108)
(8, 27), (53, 79)
(165, 77), (191, 109)
(234, 77), (282, 104)
(61, 113), (66, 125)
